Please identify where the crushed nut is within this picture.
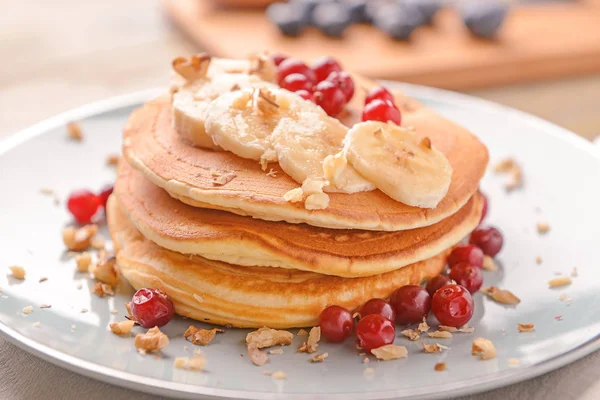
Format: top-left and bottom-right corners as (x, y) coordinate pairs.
(92, 282), (114, 297)
(419, 137), (432, 149)
(75, 252), (92, 272)
(508, 358), (520, 366)
(90, 256), (119, 286)
(494, 158), (523, 191)
(438, 325), (458, 332)
(418, 318), (430, 333)
(363, 357), (370, 364)
(305, 192), (330, 210)
(371, 345), (408, 361)
(184, 326), (223, 346)
(134, 327), (169, 353)
(283, 188), (303, 203)
(482, 255), (498, 271)
(67, 122), (83, 141)
(91, 236), (106, 250)
(472, 338), (496, 360)
(248, 51), (276, 81)
(256, 88), (279, 116)
(106, 154), (120, 166)
(271, 371), (286, 380)
(422, 342), (449, 353)
(363, 367), (375, 376)
(434, 362), (447, 371)
(559, 293), (572, 304)
(481, 286), (521, 305)
(39, 304), (51, 309)
(266, 169), (277, 178)
(247, 342), (268, 366)
(517, 323), (535, 332)
(309, 352), (328, 363)
(22, 305), (33, 314)
(39, 277), (48, 283)
(427, 331), (453, 339)
(246, 327), (293, 349)
(536, 222), (550, 234)
(9, 266), (26, 279)
(549, 276), (572, 288)
(110, 320), (135, 335)
(211, 170), (236, 186)
(536, 256), (543, 265)
(63, 224), (98, 251)
(172, 53), (211, 81)
(269, 348), (284, 355)
(297, 326), (320, 354)
(174, 356), (206, 370)
(400, 329), (420, 341)
(33, 321), (41, 328)
(297, 329), (308, 336)
(459, 325), (475, 333)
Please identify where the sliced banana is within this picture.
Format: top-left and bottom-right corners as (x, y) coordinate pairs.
(271, 115), (375, 194)
(344, 121), (452, 208)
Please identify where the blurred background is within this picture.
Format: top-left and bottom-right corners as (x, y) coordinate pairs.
(1, 0), (599, 140)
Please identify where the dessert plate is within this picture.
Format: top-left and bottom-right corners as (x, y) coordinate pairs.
(1, 84), (600, 400)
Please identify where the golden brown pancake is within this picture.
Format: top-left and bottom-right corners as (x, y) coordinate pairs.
(108, 195), (448, 328)
(115, 161), (482, 277)
(123, 75), (488, 231)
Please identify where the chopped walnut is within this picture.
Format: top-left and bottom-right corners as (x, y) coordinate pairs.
(211, 170), (236, 186)
(481, 286), (521, 305)
(559, 293), (572, 304)
(110, 320), (135, 335)
(67, 122), (83, 141)
(91, 256), (119, 286)
(271, 371), (286, 380)
(92, 282), (114, 297)
(39, 304), (51, 309)
(363, 357), (370, 364)
(283, 187), (304, 203)
(174, 356), (206, 371)
(269, 348), (284, 355)
(363, 367), (375, 376)
(427, 331), (453, 339)
(508, 358), (520, 366)
(266, 169), (277, 178)
(517, 323), (535, 332)
(297, 329), (308, 336)
(134, 327), (169, 353)
(63, 224), (98, 251)
(309, 352), (328, 363)
(536, 222), (550, 234)
(246, 327), (293, 349)
(39, 277), (48, 283)
(371, 345), (408, 361)
(472, 338), (496, 360)
(256, 88), (279, 116)
(22, 305), (33, 314)
(9, 266), (26, 280)
(305, 192), (330, 210)
(33, 321), (41, 328)
(536, 256), (543, 265)
(184, 326), (223, 346)
(91, 236), (106, 250)
(548, 276), (572, 288)
(106, 154), (120, 166)
(434, 362), (447, 371)
(75, 252), (92, 272)
(459, 325), (475, 333)
(400, 329), (420, 341)
(494, 158), (523, 191)
(297, 326), (320, 354)
(247, 342), (268, 366)
(422, 342), (449, 353)
(248, 51), (276, 82)
(419, 137), (432, 149)
(418, 318), (430, 333)
(172, 54), (210, 82)
(438, 325), (458, 332)
(482, 255), (498, 271)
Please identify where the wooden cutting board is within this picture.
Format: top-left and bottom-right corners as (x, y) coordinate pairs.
(162, 0), (600, 90)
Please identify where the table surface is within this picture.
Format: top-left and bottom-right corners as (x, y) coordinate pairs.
(1, 1), (599, 399)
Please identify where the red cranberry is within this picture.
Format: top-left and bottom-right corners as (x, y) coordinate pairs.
(358, 298), (396, 321)
(425, 275), (451, 297)
(98, 185), (114, 209)
(470, 226), (503, 257)
(326, 71), (355, 102)
(272, 53), (287, 67)
(277, 58), (316, 85)
(361, 99), (402, 125)
(280, 73), (313, 93)
(431, 284), (474, 327)
(314, 80), (346, 116)
(447, 244), (484, 269)
(67, 189), (102, 224)
(355, 314), (395, 353)
(390, 285), (431, 325)
(131, 288), (175, 328)
(295, 89), (314, 102)
(311, 56), (343, 83)
(449, 262), (483, 294)
(365, 86), (395, 105)
(480, 192), (489, 222)
(319, 305), (354, 343)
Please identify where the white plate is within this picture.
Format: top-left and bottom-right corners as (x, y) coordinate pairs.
(1, 85), (600, 400)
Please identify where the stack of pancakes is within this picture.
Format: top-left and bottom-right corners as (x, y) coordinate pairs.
(108, 74), (488, 329)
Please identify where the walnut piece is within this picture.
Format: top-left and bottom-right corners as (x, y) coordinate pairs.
(106, 154), (120, 166)
(422, 342), (449, 353)
(297, 326), (320, 354)
(247, 342), (268, 366)
(173, 356), (206, 371)
(91, 236), (106, 250)
(297, 329), (308, 336)
(548, 276), (572, 288)
(472, 338), (496, 360)
(134, 327), (169, 353)
(517, 323), (535, 332)
(110, 320), (135, 335)
(434, 362), (447, 371)
(419, 137), (432, 149)
(22, 306), (33, 314)
(184, 326), (223, 346)
(283, 188), (304, 203)
(309, 352), (328, 363)
(427, 331), (453, 339)
(210, 169), (236, 186)
(248, 51), (276, 82)
(91, 256), (119, 286)
(92, 282), (114, 297)
(482, 255), (498, 271)
(371, 345), (408, 361)
(418, 318), (430, 333)
(305, 192), (330, 210)
(172, 54), (211, 82)
(481, 286), (521, 305)
(438, 325), (458, 332)
(63, 224), (98, 251)
(75, 252), (92, 272)
(536, 222), (550, 234)
(400, 329), (420, 341)
(246, 327), (293, 349)
(494, 158), (523, 191)
(67, 122), (83, 141)
(256, 88), (280, 117)
(269, 348), (283, 355)
(9, 266), (26, 279)
(271, 371), (286, 380)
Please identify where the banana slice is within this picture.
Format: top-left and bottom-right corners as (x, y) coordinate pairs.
(344, 121), (452, 208)
(271, 115), (375, 194)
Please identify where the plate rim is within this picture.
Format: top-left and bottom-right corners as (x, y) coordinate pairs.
(1, 83), (599, 400)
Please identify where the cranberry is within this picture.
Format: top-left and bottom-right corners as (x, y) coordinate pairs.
(272, 53), (287, 67)
(277, 58), (316, 85)
(314, 80), (346, 116)
(431, 284), (474, 327)
(447, 244), (484, 269)
(311, 56), (343, 83)
(319, 305), (354, 343)
(280, 73), (313, 93)
(295, 89), (314, 102)
(480, 192), (489, 222)
(470, 226), (503, 257)
(131, 288), (175, 328)
(98, 185), (114, 209)
(361, 99), (402, 125)
(326, 71), (355, 102)
(425, 275), (451, 297)
(355, 314), (395, 353)
(358, 298), (396, 321)
(365, 86), (395, 105)
(449, 262), (483, 293)
(67, 189), (102, 224)
(390, 285), (431, 325)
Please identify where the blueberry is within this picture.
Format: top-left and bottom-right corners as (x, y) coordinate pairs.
(401, 0), (441, 25)
(374, 4), (424, 40)
(312, 3), (353, 38)
(266, 3), (307, 37)
(461, 2), (509, 39)
(364, 0), (393, 24)
(289, 0), (322, 25)
(342, 0), (369, 23)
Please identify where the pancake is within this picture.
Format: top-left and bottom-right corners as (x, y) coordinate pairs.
(122, 75), (488, 231)
(115, 161), (482, 277)
(108, 195), (449, 328)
